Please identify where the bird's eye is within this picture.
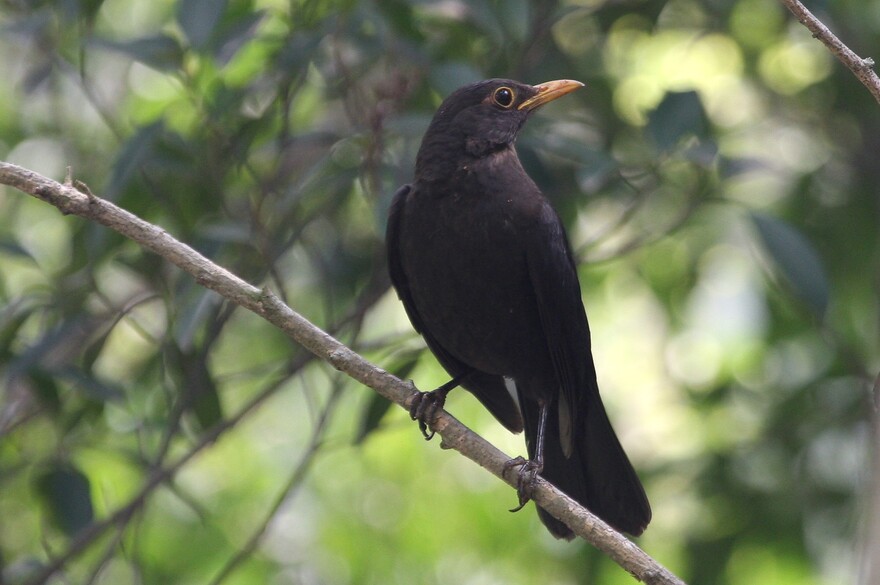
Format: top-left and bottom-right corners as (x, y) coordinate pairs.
(493, 87), (515, 108)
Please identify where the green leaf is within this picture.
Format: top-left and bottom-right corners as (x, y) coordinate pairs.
(647, 90), (708, 152)
(92, 34), (184, 71)
(0, 239), (36, 261)
(274, 32), (321, 73)
(178, 0), (228, 51)
(8, 320), (87, 379)
(375, 0), (424, 41)
(751, 212), (830, 317)
(35, 464), (94, 537)
(23, 62), (53, 94)
(57, 0), (106, 23)
(211, 10), (264, 64)
(81, 326), (111, 374)
(27, 367), (62, 414)
(0, 304), (32, 361)
(106, 122), (164, 200)
(167, 342), (224, 432)
(355, 393), (395, 445)
(56, 365), (125, 402)
(187, 357), (223, 432)
(355, 351), (421, 444)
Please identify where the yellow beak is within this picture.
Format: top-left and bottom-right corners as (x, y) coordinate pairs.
(518, 79), (585, 111)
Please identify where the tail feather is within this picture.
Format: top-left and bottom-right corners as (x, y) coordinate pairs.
(520, 394), (651, 539)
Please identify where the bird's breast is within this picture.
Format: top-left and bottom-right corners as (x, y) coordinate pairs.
(399, 180), (552, 378)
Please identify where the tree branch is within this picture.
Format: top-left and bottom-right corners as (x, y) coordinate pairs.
(0, 161), (686, 585)
(779, 0), (880, 104)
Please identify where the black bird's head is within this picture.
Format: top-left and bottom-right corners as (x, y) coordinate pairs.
(415, 78), (583, 182)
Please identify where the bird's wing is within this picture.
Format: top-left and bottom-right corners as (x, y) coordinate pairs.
(524, 205), (598, 456)
(386, 184), (523, 433)
(523, 204), (651, 534)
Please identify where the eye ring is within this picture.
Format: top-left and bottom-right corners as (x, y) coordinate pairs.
(493, 86), (515, 108)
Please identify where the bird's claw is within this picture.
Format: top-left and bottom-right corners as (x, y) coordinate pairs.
(503, 456), (543, 512)
(409, 389), (447, 440)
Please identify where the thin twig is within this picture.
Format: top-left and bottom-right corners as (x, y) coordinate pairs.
(0, 161), (686, 585)
(779, 0), (880, 104)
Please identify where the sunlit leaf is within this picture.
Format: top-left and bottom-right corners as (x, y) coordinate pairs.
(595, 0), (669, 30)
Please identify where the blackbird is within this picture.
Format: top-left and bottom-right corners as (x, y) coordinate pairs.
(386, 78), (651, 538)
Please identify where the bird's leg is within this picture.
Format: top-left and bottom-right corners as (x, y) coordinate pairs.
(505, 401), (547, 513)
(409, 370), (470, 440)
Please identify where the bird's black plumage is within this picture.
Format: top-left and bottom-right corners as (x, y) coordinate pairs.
(386, 78), (651, 538)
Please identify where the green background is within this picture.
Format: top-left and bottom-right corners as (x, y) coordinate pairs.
(0, 0), (876, 583)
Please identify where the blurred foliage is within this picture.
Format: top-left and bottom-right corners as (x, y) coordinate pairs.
(0, 0), (877, 584)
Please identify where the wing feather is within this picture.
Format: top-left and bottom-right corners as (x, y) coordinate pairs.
(387, 185), (523, 433)
(524, 207), (598, 455)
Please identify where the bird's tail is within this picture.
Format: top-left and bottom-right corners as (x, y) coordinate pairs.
(520, 394), (651, 539)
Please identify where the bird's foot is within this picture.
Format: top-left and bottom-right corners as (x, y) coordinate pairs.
(409, 387), (450, 440)
(408, 373), (470, 440)
(503, 456), (543, 512)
